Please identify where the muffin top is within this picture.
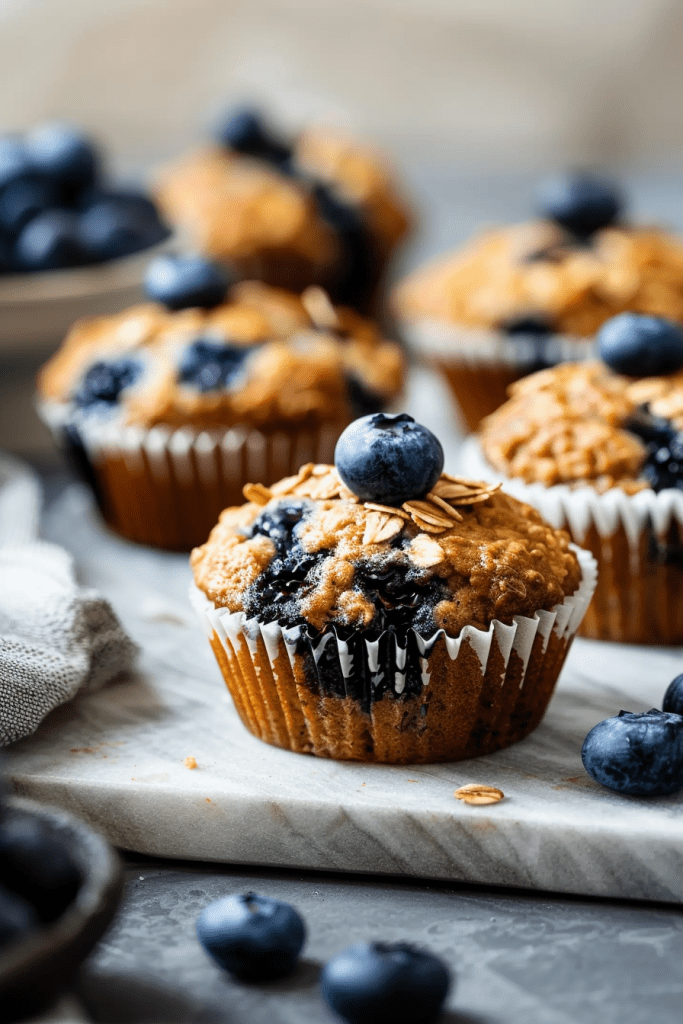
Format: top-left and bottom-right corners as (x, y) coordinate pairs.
(155, 121), (411, 307)
(191, 460), (581, 638)
(37, 280), (405, 431)
(393, 221), (683, 339)
(480, 359), (683, 492)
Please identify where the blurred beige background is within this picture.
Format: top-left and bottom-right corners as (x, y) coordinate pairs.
(1, 0), (683, 171)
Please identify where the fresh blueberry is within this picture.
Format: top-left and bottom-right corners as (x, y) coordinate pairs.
(626, 406), (683, 492)
(0, 136), (41, 197)
(0, 813), (81, 922)
(334, 413), (444, 506)
(321, 941), (451, 1024)
(196, 892), (306, 980)
(26, 122), (99, 201)
(178, 337), (251, 391)
(215, 107), (291, 166)
(581, 709), (683, 797)
(663, 674), (683, 715)
(0, 178), (56, 236)
(536, 170), (623, 238)
(73, 358), (142, 410)
(79, 199), (168, 262)
(145, 254), (229, 310)
(598, 313), (683, 378)
(14, 210), (88, 270)
(0, 883), (38, 947)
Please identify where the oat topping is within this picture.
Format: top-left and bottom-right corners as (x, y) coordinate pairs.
(241, 465), (502, 538)
(480, 360), (683, 490)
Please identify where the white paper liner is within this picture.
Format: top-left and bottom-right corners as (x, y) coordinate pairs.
(38, 399), (343, 492)
(189, 544), (596, 698)
(400, 317), (594, 369)
(461, 435), (683, 551)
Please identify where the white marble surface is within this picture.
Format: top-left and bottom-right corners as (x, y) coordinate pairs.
(5, 368), (683, 903)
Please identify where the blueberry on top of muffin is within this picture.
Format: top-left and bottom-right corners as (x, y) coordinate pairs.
(191, 418), (581, 639)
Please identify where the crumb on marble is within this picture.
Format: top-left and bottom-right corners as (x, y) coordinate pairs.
(184, 756), (198, 770)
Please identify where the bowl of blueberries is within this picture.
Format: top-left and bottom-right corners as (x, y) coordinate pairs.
(0, 788), (123, 1023)
(0, 122), (174, 355)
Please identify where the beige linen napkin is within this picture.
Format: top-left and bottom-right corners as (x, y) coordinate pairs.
(0, 453), (137, 746)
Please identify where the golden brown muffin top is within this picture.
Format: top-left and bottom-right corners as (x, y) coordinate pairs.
(37, 282), (405, 431)
(155, 128), (410, 295)
(191, 463), (581, 636)
(480, 360), (683, 490)
(393, 222), (683, 338)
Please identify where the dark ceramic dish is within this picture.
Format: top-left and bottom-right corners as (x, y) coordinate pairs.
(0, 797), (123, 1023)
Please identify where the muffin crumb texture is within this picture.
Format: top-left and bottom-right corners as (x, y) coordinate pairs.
(191, 465), (580, 637)
(481, 360), (683, 490)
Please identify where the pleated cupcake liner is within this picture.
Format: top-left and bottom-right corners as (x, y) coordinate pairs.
(462, 436), (683, 642)
(190, 545), (596, 763)
(38, 399), (346, 551)
(399, 318), (593, 431)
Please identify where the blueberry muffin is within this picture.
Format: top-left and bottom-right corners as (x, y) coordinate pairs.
(393, 172), (683, 429)
(190, 414), (595, 763)
(155, 109), (411, 313)
(37, 255), (405, 550)
(468, 313), (683, 643)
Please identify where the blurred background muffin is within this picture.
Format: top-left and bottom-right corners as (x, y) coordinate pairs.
(155, 108), (411, 315)
(393, 173), (683, 430)
(36, 254), (405, 549)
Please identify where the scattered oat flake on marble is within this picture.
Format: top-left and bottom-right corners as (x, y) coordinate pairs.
(363, 511), (405, 545)
(242, 482), (273, 505)
(454, 784), (504, 805)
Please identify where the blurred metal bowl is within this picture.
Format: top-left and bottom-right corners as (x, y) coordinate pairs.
(0, 797), (123, 1023)
(0, 233), (177, 357)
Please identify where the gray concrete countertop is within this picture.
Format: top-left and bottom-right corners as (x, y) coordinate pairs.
(74, 854), (683, 1024)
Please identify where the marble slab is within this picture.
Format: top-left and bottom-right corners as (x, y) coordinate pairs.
(5, 369), (683, 903)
